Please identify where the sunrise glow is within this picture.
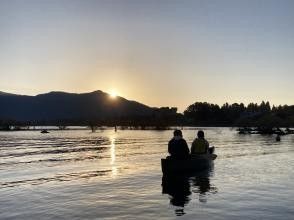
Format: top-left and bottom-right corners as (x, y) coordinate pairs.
(109, 90), (118, 99)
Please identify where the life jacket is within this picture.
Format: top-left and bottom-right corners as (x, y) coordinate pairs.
(191, 138), (207, 154)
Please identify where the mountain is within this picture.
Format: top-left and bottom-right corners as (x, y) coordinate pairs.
(0, 91), (18, 96)
(0, 90), (156, 123)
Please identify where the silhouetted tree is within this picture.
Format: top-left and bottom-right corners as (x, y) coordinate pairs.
(184, 101), (294, 127)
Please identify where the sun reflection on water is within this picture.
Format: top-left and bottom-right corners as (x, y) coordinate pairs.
(110, 134), (117, 178)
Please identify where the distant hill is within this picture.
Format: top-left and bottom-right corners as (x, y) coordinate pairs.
(0, 90), (157, 123)
(0, 91), (18, 96)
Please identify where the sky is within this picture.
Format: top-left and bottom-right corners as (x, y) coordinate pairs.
(0, 0), (294, 112)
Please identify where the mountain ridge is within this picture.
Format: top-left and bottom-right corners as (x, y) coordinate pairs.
(0, 90), (165, 123)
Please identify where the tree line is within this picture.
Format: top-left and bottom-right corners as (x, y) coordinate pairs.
(1, 101), (294, 130)
(184, 101), (294, 127)
(0, 107), (183, 130)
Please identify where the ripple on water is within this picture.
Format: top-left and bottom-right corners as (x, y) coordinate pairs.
(0, 128), (294, 220)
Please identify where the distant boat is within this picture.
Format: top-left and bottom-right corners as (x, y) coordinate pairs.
(41, 129), (49, 134)
(286, 128), (294, 134)
(238, 127), (288, 135)
(161, 154), (217, 175)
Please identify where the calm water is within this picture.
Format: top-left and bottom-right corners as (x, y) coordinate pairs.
(1, 128), (294, 219)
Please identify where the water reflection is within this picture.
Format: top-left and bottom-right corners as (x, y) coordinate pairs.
(109, 134), (117, 178)
(110, 136), (116, 165)
(162, 175), (191, 216)
(191, 172), (218, 203)
(162, 166), (217, 216)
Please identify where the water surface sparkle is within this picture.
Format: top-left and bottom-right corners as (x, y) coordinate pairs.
(1, 128), (294, 219)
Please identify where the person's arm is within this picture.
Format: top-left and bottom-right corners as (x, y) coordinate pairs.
(205, 140), (209, 153)
(183, 140), (190, 155)
(168, 140), (173, 155)
(191, 140), (195, 154)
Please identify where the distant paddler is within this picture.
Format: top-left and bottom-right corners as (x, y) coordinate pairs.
(41, 129), (49, 134)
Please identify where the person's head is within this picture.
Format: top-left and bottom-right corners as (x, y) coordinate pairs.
(173, 129), (182, 137)
(197, 130), (205, 139)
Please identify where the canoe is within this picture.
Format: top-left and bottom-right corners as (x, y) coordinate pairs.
(161, 154), (217, 174)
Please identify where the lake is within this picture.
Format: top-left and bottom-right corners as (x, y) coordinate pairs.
(1, 128), (294, 219)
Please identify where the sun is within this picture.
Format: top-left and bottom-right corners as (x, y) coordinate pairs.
(109, 90), (118, 99)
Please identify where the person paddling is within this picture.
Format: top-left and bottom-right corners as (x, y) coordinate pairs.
(168, 130), (190, 160)
(191, 130), (214, 155)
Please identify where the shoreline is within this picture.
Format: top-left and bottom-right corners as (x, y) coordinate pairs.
(1, 126), (293, 132)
